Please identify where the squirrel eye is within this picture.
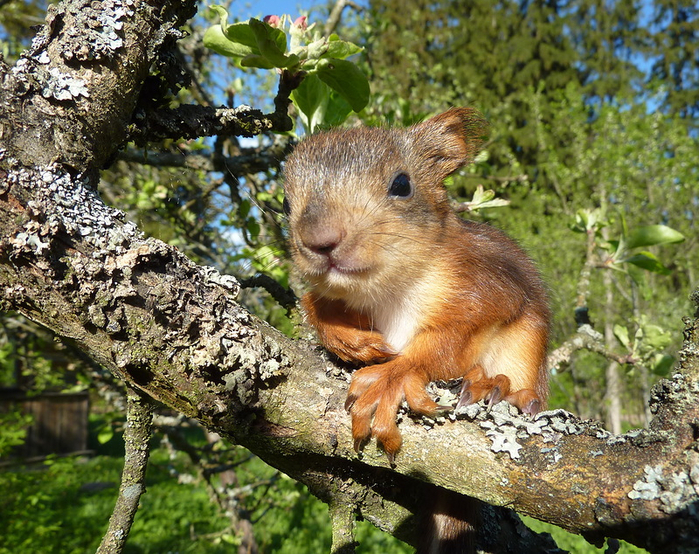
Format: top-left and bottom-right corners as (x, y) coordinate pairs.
(388, 173), (413, 199)
(282, 197), (291, 216)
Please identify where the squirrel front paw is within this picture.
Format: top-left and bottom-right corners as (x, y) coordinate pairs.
(321, 327), (397, 365)
(345, 364), (438, 462)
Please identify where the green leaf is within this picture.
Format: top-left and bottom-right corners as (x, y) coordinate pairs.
(325, 35), (363, 59)
(625, 225), (684, 250)
(613, 324), (630, 349)
(249, 18), (299, 69)
(315, 58), (370, 112)
(291, 74), (353, 133)
(652, 354), (674, 376)
(204, 7), (260, 59)
(291, 74), (326, 131)
(623, 251), (671, 274)
(203, 25), (256, 59)
(643, 324), (672, 350)
(240, 54), (276, 69)
(97, 425), (114, 444)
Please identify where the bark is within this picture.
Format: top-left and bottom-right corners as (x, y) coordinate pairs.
(1, 1), (699, 553)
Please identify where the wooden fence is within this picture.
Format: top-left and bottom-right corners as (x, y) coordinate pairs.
(0, 390), (90, 460)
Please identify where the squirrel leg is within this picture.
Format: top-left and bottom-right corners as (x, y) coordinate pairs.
(346, 362), (438, 460)
(458, 373), (543, 415)
(301, 293), (396, 364)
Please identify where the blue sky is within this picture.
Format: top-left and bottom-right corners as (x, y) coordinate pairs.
(230, 0), (337, 22)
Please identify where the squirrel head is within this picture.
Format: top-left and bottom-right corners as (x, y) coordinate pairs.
(283, 108), (488, 308)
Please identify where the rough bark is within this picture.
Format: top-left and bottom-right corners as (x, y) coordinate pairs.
(1, 0), (699, 552)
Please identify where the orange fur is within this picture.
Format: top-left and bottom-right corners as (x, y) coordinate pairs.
(285, 108), (550, 461)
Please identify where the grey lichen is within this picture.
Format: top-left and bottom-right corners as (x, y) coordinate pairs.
(42, 67), (90, 100)
(61, 0), (136, 62)
(628, 452), (699, 514)
(455, 401), (588, 461)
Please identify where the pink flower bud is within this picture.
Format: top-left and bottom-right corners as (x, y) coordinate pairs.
(292, 16), (307, 30)
(263, 15), (281, 27)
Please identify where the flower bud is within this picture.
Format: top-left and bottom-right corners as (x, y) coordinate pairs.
(292, 16), (307, 31)
(263, 15), (281, 27)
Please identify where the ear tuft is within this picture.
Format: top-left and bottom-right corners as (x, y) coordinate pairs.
(410, 107), (489, 178)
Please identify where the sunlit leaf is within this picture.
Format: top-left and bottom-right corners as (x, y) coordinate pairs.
(625, 225), (684, 250)
(315, 58), (369, 112)
(623, 251), (671, 274)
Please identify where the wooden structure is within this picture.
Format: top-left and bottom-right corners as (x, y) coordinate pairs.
(0, 389), (90, 459)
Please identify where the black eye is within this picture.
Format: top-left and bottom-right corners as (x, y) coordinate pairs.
(282, 197), (291, 216)
(388, 173), (413, 199)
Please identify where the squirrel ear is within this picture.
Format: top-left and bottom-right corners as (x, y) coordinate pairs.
(410, 107), (489, 178)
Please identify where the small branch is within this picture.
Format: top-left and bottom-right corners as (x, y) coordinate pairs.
(324, 0), (363, 37)
(117, 137), (293, 176)
(329, 499), (357, 554)
(548, 324), (637, 371)
(97, 388), (154, 554)
(128, 105), (288, 144)
(239, 274), (297, 312)
(575, 228), (597, 326)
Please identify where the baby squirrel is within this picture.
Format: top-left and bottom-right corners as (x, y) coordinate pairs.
(283, 108), (550, 463)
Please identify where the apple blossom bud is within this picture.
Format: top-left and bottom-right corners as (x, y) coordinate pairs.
(292, 16), (307, 31)
(263, 15), (281, 27)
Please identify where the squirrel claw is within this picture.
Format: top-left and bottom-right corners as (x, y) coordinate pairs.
(344, 395), (356, 411)
(521, 398), (541, 416)
(485, 385), (504, 411)
(353, 436), (368, 453)
(456, 379), (473, 409)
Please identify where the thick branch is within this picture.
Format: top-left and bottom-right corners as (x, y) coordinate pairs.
(1, 159), (699, 553)
(0, 0), (197, 173)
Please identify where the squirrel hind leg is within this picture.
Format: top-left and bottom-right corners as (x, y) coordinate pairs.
(458, 376), (543, 416)
(504, 389), (542, 415)
(457, 373), (512, 410)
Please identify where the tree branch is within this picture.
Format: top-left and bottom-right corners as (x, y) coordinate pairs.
(128, 104), (291, 143)
(324, 0), (363, 37)
(548, 324), (637, 370)
(117, 137), (293, 176)
(97, 387), (153, 554)
(1, 159), (699, 552)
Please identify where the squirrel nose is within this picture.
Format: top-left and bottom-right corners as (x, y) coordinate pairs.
(301, 225), (344, 257)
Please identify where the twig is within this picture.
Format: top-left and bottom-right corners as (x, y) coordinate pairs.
(239, 274), (297, 312)
(324, 0), (363, 37)
(129, 105), (289, 144)
(548, 324), (637, 372)
(329, 498), (357, 554)
(574, 228), (597, 326)
(96, 388), (153, 554)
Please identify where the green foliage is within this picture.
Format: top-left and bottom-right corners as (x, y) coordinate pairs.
(0, 411), (32, 457)
(204, 9), (370, 131)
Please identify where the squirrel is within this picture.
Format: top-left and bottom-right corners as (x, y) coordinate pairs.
(283, 108), (551, 551)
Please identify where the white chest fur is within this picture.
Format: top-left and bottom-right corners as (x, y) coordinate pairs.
(373, 296), (422, 353)
(370, 273), (446, 353)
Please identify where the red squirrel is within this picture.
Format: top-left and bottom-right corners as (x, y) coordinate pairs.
(284, 107), (549, 459)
